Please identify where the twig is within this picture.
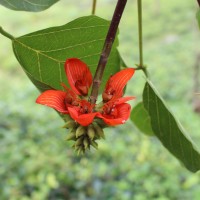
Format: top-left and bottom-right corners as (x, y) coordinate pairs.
(89, 0), (127, 104)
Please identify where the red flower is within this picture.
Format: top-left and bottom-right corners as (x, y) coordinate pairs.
(68, 100), (98, 126)
(36, 58), (135, 127)
(97, 97), (135, 126)
(102, 68), (135, 102)
(65, 58), (92, 96)
(36, 84), (79, 114)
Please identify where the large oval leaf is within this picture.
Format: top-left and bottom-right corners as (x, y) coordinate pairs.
(143, 80), (200, 172)
(12, 15), (120, 92)
(130, 102), (154, 136)
(0, 0), (59, 12)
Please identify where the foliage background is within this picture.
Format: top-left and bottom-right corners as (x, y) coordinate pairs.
(0, 0), (200, 199)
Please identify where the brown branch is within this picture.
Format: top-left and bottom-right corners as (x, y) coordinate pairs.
(197, 0), (200, 7)
(89, 0), (127, 104)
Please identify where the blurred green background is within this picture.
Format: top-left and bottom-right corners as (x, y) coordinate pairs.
(0, 0), (200, 199)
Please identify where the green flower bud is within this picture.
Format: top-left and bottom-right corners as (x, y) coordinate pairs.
(83, 137), (89, 149)
(65, 129), (76, 141)
(87, 125), (95, 140)
(90, 140), (98, 150)
(63, 114), (72, 122)
(76, 126), (86, 138)
(77, 146), (84, 155)
(93, 122), (105, 139)
(62, 120), (77, 129)
(75, 137), (83, 147)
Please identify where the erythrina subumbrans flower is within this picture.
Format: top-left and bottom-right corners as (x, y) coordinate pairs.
(36, 58), (135, 153)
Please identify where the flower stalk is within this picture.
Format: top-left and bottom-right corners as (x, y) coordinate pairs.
(89, 0), (128, 104)
(137, 0), (148, 77)
(92, 0), (97, 15)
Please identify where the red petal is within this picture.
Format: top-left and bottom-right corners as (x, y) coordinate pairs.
(103, 68), (135, 101)
(61, 83), (80, 105)
(36, 90), (68, 113)
(97, 103), (131, 126)
(65, 58), (92, 95)
(116, 103), (131, 121)
(68, 107), (97, 126)
(114, 96), (135, 104)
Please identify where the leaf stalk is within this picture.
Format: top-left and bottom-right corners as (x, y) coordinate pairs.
(0, 26), (15, 40)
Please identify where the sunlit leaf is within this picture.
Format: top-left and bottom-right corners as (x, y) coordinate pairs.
(0, 0), (59, 12)
(130, 102), (154, 136)
(12, 15), (120, 92)
(143, 80), (200, 172)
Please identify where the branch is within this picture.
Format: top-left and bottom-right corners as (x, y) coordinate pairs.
(197, 0), (200, 7)
(89, 0), (127, 104)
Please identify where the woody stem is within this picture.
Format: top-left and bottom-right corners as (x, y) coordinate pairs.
(89, 0), (127, 104)
(197, 0), (200, 6)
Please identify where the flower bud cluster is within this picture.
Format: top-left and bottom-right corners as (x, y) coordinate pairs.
(63, 117), (105, 154)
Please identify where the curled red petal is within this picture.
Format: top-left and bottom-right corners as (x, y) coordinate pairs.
(116, 103), (131, 121)
(61, 83), (80, 105)
(36, 90), (68, 113)
(114, 96), (135, 104)
(97, 113), (124, 126)
(68, 107), (97, 126)
(97, 103), (131, 126)
(65, 58), (93, 96)
(103, 68), (135, 101)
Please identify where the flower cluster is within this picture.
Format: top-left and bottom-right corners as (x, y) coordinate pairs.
(36, 58), (135, 153)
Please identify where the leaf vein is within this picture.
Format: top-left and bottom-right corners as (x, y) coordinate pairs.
(155, 93), (162, 136)
(40, 39), (104, 53)
(2, 0), (17, 8)
(22, 25), (108, 38)
(36, 52), (43, 81)
(24, 0), (49, 7)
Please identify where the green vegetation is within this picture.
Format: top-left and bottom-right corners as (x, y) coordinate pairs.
(0, 0), (200, 199)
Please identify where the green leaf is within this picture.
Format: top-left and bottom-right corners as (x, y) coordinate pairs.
(197, 9), (200, 29)
(143, 80), (200, 172)
(130, 102), (154, 136)
(26, 73), (54, 92)
(0, 0), (59, 12)
(12, 15), (120, 92)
